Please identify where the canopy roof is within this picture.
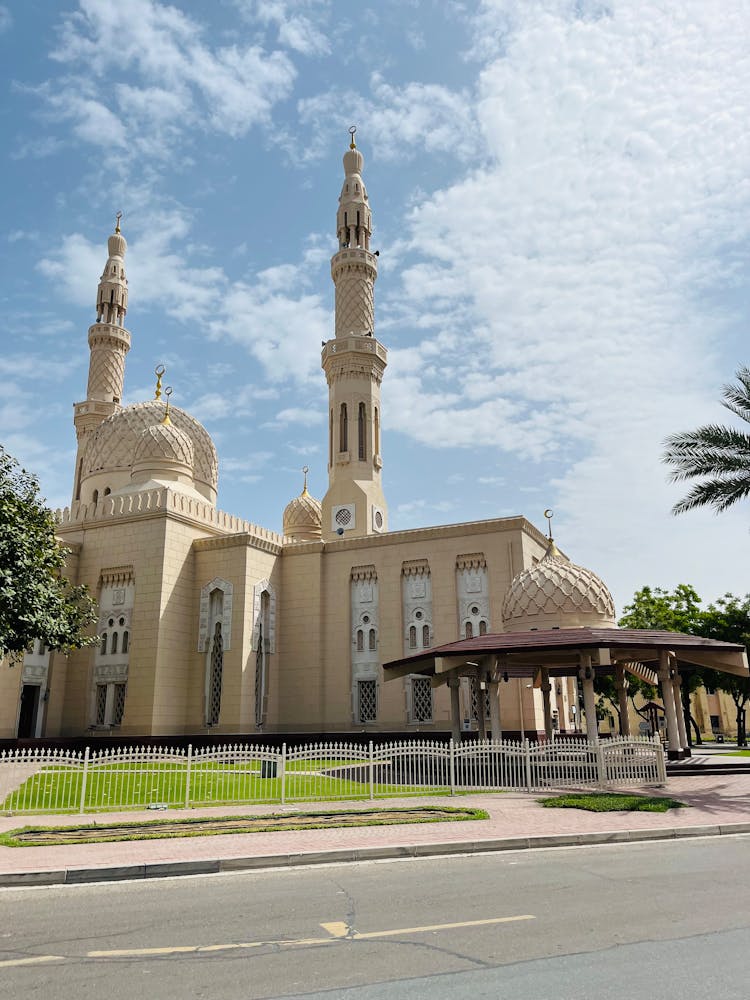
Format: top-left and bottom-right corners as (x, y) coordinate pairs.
(384, 627), (749, 681)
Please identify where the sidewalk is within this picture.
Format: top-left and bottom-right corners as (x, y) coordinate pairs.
(1, 770), (748, 886)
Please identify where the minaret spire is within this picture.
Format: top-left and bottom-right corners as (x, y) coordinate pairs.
(320, 131), (388, 540)
(71, 217), (132, 502)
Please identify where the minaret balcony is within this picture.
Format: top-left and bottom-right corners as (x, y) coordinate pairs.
(321, 336), (387, 365)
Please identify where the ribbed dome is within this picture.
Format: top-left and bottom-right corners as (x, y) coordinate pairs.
(81, 400), (217, 501)
(133, 420), (194, 469)
(501, 541), (616, 632)
(283, 486), (322, 541)
(107, 231), (127, 258)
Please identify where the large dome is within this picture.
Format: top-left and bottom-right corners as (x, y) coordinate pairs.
(132, 420), (194, 470)
(283, 483), (322, 541)
(501, 540), (616, 632)
(81, 400), (217, 499)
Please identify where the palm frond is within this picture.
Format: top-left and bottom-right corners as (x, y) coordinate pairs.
(721, 367), (750, 423)
(672, 473), (750, 515)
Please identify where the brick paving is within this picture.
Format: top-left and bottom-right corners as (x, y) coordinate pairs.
(0, 769), (748, 879)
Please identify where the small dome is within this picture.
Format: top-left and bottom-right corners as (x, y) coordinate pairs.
(343, 147), (364, 176)
(133, 419), (194, 470)
(283, 484), (322, 542)
(501, 540), (616, 632)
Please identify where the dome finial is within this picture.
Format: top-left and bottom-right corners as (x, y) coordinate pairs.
(154, 364), (166, 400)
(115, 210), (123, 234)
(543, 508), (562, 558)
(302, 465), (309, 495)
(162, 386), (173, 425)
(349, 124), (357, 150)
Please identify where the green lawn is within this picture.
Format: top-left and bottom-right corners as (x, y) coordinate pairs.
(720, 750), (750, 757)
(539, 792), (685, 813)
(2, 761), (449, 813)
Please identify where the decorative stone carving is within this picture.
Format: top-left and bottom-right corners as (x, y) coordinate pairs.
(251, 579), (276, 653)
(456, 555), (490, 638)
(198, 578), (233, 652)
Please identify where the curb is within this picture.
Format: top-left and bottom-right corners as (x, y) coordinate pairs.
(2, 822), (750, 887)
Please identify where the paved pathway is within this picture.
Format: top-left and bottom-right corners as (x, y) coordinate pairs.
(0, 770), (748, 882)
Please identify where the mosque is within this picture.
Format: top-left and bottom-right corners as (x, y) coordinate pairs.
(2, 134), (746, 748)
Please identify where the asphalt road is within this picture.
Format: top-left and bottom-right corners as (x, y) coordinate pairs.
(1, 835), (749, 999)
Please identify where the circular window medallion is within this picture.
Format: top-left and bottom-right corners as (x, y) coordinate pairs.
(108, 618), (114, 627)
(415, 610), (423, 620)
(119, 617), (125, 627)
(363, 615), (370, 624)
(374, 510), (383, 528)
(470, 606), (479, 615)
(335, 508), (352, 526)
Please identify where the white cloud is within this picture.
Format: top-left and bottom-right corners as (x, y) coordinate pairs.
(235, 0), (331, 56)
(0, 6), (11, 34)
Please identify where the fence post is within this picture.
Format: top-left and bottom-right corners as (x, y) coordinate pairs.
(449, 738), (456, 796)
(368, 741), (375, 800)
(79, 746), (90, 814)
(595, 740), (606, 788)
(280, 743), (287, 804)
(185, 744), (192, 809)
(656, 734), (667, 785)
(523, 738), (532, 792)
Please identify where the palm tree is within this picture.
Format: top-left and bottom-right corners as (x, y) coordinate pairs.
(663, 366), (750, 514)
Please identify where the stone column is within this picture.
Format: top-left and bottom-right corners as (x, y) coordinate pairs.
(488, 680), (502, 740)
(614, 664), (631, 737)
(448, 677), (461, 742)
(541, 668), (553, 742)
(673, 673), (690, 757)
(658, 650), (682, 760)
(579, 653), (599, 742)
(476, 670), (487, 741)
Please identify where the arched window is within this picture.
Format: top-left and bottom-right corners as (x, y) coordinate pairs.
(92, 490), (99, 505)
(357, 629), (364, 652)
(104, 487), (111, 496)
(422, 625), (430, 647)
(329, 409), (333, 466)
(374, 407), (380, 455)
(100, 634), (107, 655)
(358, 402), (366, 460)
(409, 625), (417, 649)
(465, 621), (473, 639)
(122, 631), (129, 654)
(111, 632), (118, 654)
(479, 620), (487, 636)
(368, 628), (376, 651)
(339, 403), (348, 452)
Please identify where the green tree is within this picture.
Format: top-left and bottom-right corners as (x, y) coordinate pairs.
(618, 585), (750, 746)
(663, 366), (750, 514)
(0, 446), (97, 660)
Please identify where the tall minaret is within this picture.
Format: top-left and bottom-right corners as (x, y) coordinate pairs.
(321, 129), (388, 540)
(71, 214), (131, 501)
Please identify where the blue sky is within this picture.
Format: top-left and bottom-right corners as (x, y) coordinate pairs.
(1, 0), (749, 611)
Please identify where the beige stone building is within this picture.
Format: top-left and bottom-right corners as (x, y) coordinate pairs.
(1, 137), (743, 743)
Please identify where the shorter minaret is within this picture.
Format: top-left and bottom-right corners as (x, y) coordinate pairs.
(72, 214), (131, 501)
(321, 129), (388, 540)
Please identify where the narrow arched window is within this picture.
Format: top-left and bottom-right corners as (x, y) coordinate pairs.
(374, 407), (380, 455)
(92, 490), (99, 505)
(465, 621), (473, 639)
(358, 402), (366, 460)
(422, 625), (430, 647)
(409, 625), (417, 649)
(339, 403), (348, 452)
(479, 620), (487, 636)
(111, 632), (118, 654)
(329, 409), (333, 466)
(122, 631), (129, 654)
(357, 629), (364, 652)
(100, 634), (107, 655)
(369, 628), (376, 651)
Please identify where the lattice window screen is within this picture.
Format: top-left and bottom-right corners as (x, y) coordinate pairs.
(207, 625), (223, 726)
(470, 678), (491, 721)
(255, 624), (266, 728)
(411, 677), (433, 722)
(95, 684), (107, 725)
(357, 680), (377, 723)
(113, 684), (127, 726)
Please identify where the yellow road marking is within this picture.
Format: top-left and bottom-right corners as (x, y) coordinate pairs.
(84, 914), (535, 961)
(320, 921), (350, 938)
(0, 955), (65, 969)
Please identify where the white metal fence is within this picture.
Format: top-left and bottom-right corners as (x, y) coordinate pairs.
(0, 736), (666, 815)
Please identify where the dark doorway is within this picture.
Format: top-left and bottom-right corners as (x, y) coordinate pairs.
(17, 685), (40, 738)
